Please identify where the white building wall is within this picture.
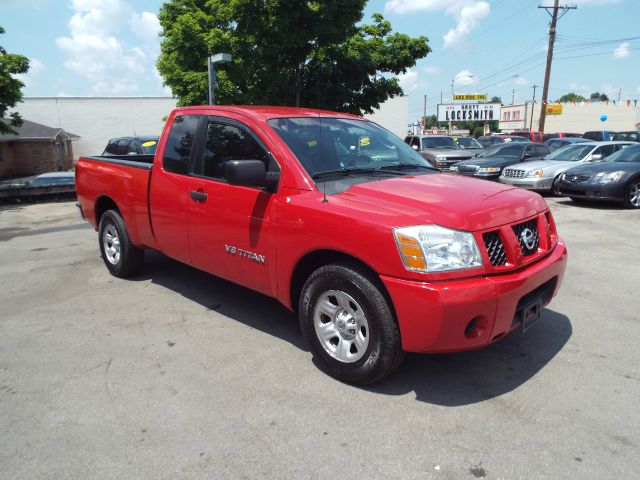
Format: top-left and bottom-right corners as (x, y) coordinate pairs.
(524, 102), (640, 133)
(13, 97), (178, 159)
(13, 96), (409, 160)
(363, 95), (409, 138)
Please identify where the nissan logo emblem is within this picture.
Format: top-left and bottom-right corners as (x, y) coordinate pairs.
(520, 228), (536, 250)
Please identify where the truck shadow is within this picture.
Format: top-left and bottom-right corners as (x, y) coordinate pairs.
(134, 251), (306, 351)
(364, 309), (572, 406)
(135, 251), (571, 406)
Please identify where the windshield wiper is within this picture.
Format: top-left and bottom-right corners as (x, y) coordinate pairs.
(312, 167), (400, 180)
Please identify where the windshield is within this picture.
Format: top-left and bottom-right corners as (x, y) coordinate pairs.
(545, 144), (595, 161)
(605, 145), (640, 163)
(477, 144), (523, 158)
(456, 137), (482, 149)
(422, 137), (458, 149)
(267, 117), (433, 177)
(611, 132), (639, 142)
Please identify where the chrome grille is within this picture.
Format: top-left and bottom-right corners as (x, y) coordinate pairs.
(504, 168), (526, 178)
(482, 231), (507, 266)
(512, 220), (540, 256)
(457, 165), (479, 174)
(565, 174), (590, 183)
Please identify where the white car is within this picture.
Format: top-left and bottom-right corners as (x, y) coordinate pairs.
(498, 141), (634, 192)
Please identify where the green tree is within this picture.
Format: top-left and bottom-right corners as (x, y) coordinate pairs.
(489, 96), (502, 104)
(157, 1), (430, 115)
(0, 26), (30, 134)
(589, 92), (609, 102)
(556, 92), (586, 103)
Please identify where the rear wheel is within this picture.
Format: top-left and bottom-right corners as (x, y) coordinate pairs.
(299, 263), (404, 385)
(98, 209), (144, 277)
(624, 180), (640, 209)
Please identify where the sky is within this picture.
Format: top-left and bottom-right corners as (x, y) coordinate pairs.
(2, 0), (639, 123)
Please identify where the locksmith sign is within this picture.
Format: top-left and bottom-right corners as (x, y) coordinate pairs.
(437, 103), (501, 122)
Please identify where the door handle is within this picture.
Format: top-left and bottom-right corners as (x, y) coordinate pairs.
(190, 190), (208, 202)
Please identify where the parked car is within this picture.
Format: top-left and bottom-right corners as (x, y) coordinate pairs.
(543, 132), (582, 142)
(510, 131), (544, 143)
(499, 141), (634, 192)
(103, 136), (160, 156)
(0, 172), (75, 199)
(403, 135), (477, 170)
(75, 106), (567, 384)
(556, 143), (640, 208)
(544, 137), (589, 152)
(449, 142), (550, 180)
(582, 131), (613, 141)
(611, 131), (640, 142)
(453, 136), (484, 156)
(477, 135), (530, 148)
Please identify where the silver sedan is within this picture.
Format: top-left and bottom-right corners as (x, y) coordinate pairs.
(498, 141), (634, 192)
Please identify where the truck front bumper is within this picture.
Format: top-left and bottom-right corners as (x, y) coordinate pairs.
(381, 239), (567, 353)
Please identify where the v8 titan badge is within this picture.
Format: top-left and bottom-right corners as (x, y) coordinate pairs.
(225, 245), (266, 264)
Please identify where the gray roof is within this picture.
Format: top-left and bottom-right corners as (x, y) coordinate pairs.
(0, 118), (80, 142)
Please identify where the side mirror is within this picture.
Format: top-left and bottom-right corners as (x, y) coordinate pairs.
(225, 160), (279, 190)
(412, 145), (419, 150)
(589, 154), (602, 161)
(522, 153), (533, 160)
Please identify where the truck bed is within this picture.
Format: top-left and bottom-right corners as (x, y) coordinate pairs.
(75, 155), (158, 249)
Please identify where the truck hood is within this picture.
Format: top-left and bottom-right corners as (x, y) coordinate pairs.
(335, 173), (547, 231)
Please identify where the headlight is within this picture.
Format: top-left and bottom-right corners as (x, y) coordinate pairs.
(394, 225), (483, 273)
(594, 171), (625, 184)
(526, 169), (543, 178)
(477, 167), (501, 173)
(449, 165), (459, 171)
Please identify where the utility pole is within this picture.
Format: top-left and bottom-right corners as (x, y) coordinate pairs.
(423, 94), (427, 132)
(512, 89), (515, 105)
(617, 87), (622, 102)
(530, 84), (538, 131)
(538, 0), (577, 132)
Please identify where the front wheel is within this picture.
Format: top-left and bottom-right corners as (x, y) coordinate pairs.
(299, 264), (404, 385)
(98, 209), (144, 277)
(624, 180), (640, 209)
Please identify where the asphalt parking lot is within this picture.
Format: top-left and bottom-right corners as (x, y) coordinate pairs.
(0, 196), (638, 479)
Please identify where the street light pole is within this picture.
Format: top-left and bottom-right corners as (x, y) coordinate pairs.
(207, 53), (232, 105)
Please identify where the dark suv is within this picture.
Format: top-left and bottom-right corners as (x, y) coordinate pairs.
(103, 136), (160, 156)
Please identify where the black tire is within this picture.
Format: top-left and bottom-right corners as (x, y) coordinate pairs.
(569, 196), (585, 203)
(623, 179), (640, 209)
(551, 175), (562, 195)
(299, 263), (404, 385)
(98, 209), (144, 278)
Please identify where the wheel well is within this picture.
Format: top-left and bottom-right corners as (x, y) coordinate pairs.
(95, 196), (120, 225)
(289, 250), (394, 315)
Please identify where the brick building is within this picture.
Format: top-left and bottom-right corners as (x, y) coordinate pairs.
(0, 119), (78, 178)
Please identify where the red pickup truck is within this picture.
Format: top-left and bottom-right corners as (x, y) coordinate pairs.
(76, 106), (567, 384)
